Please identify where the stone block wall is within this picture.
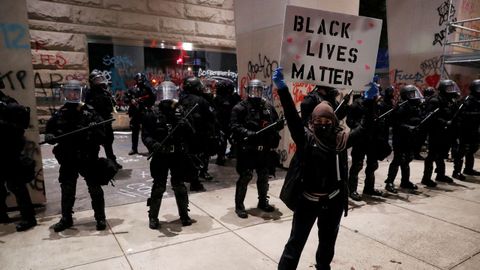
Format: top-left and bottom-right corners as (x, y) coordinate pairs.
(26, 0), (236, 127)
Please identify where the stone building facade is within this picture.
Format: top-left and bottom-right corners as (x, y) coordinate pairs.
(26, 0), (236, 126)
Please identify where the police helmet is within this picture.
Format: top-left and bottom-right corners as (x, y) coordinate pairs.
(215, 80), (235, 96)
(469, 79), (480, 97)
(89, 70), (108, 89)
(246, 79), (266, 99)
(183, 76), (204, 94)
(423, 87), (435, 98)
(156, 81), (178, 102)
(61, 80), (84, 104)
(438, 79), (459, 97)
(400, 85), (423, 101)
(382, 86), (395, 100)
(134, 73), (147, 85)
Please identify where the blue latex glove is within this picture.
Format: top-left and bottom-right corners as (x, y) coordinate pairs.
(272, 67), (287, 89)
(363, 82), (379, 100)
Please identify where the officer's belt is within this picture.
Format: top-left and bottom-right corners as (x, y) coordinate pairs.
(243, 145), (268, 151)
(302, 189), (340, 202)
(157, 144), (182, 153)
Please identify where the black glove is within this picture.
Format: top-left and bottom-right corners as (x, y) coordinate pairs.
(244, 130), (257, 141)
(152, 142), (162, 152)
(44, 133), (56, 144)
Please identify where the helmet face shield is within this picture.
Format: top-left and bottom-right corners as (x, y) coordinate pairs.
(247, 85), (264, 98)
(246, 79), (265, 99)
(91, 75), (109, 90)
(407, 88), (423, 100)
(157, 81), (178, 102)
(61, 81), (84, 103)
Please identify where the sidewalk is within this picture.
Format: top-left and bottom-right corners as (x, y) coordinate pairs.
(1, 154), (479, 269)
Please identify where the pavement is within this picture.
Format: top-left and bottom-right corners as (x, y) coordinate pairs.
(1, 132), (480, 270)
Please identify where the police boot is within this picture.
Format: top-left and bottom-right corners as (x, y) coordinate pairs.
(257, 196), (275, 212)
(385, 183), (398, 194)
(147, 198), (161, 230)
(16, 207), (37, 232)
(452, 171), (466, 181)
(256, 171), (274, 212)
(435, 175), (454, 183)
(190, 181), (206, 192)
(421, 178), (437, 187)
(89, 185), (106, 230)
(173, 186), (192, 226)
(463, 169), (480, 176)
(53, 216), (73, 232)
(235, 181), (249, 219)
(0, 201), (11, 224)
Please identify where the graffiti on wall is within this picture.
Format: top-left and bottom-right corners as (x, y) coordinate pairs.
(433, 1), (457, 46)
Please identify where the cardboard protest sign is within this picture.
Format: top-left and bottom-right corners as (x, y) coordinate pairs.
(280, 6), (382, 90)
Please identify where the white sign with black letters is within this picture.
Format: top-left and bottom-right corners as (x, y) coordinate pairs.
(280, 5), (382, 90)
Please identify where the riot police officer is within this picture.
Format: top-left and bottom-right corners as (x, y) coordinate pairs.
(124, 73), (156, 155)
(346, 82), (388, 201)
(142, 84), (194, 229)
(301, 85), (349, 125)
(421, 79), (460, 187)
(385, 85), (424, 193)
(452, 80), (480, 179)
(0, 90), (37, 231)
(45, 80), (108, 232)
(179, 77), (216, 192)
(84, 70), (122, 169)
(231, 79), (283, 218)
(213, 80), (241, 165)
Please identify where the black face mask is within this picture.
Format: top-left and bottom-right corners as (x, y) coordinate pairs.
(313, 124), (334, 137)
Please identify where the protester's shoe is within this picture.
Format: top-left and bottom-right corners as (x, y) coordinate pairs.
(16, 218), (37, 232)
(190, 183), (206, 192)
(349, 191), (362, 201)
(215, 157), (226, 166)
(435, 175), (454, 183)
(400, 181), (418, 190)
(452, 172), (466, 181)
(0, 213), (11, 224)
(421, 178), (437, 187)
(414, 154), (425, 160)
(463, 169), (480, 176)
(149, 218), (160, 229)
(114, 161), (123, 170)
(385, 183), (398, 194)
(96, 219), (107, 231)
(363, 189), (383, 196)
(180, 216), (193, 226)
(235, 209), (248, 219)
(128, 149), (138, 155)
(53, 217), (73, 232)
(257, 199), (275, 212)
(199, 171), (213, 181)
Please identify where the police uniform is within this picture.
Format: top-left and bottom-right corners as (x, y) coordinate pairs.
(452, 80), (480, 179)
(84, 79), (121, 169)
(0, 91), (37, 231)
(125, 74), (155, 155)
(231, 93), (282, 218)
(46, 91), (108, 232)
(142, 100), (194, 229)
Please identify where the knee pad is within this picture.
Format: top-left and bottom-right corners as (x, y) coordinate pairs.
(151, 182), (166, 198)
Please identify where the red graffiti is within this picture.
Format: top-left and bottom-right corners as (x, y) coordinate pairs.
(425, 73), (440, 87)
(32, 39), (46, 52)
(32, 53), (67, 69)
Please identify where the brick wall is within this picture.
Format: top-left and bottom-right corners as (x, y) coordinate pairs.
(26, 0), (236, 127)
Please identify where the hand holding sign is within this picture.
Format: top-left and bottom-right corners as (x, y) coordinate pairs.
(280, 6), (382, 90)
(273, 67), (287, 89)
